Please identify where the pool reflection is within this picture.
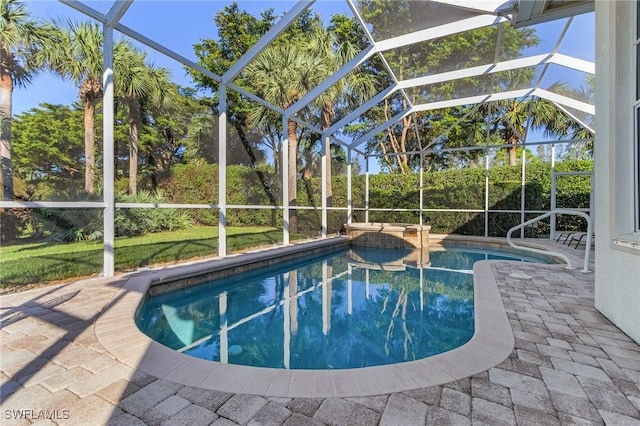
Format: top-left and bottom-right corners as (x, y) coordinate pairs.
(136, 247), (482, 369)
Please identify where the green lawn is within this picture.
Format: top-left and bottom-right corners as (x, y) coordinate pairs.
(0, 226), (295, 290)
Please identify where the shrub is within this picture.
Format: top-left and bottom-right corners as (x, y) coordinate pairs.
(31, 190), (193, 242)
(160, 162), (282, 228)
(159, 162), (219, 225)
(157, 160), (592, 237)
(33, 192), (104, 242)
(115, 190), (193, 237)
(0, 208), (31, 243)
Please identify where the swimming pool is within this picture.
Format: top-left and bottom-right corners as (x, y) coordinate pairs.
(136, 245), (548, 370)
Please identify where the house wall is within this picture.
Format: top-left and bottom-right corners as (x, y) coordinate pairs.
(594, 0), (640, 344)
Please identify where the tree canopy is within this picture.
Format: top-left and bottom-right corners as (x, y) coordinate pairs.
(5, 0), (595, 206)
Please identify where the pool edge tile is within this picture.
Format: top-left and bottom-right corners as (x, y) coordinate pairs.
(241, 367), (277, 395)
(265, 370), (291, 397)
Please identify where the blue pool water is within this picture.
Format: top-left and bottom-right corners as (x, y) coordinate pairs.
(136, 245), (548, 370)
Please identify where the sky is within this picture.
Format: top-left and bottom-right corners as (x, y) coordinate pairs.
(13, 1), (595, 152)
(14, 0), (353, 114)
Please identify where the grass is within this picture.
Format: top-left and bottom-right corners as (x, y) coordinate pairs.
(0, 226), (300, 290)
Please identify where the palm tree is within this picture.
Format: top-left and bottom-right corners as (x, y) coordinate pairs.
(539, 78), (595, 142)
(245, 43), (328, 233)
(117, 48), (176, 195)
(39, 21), (135, 194)
(0, 0), (53, 200)
(495, 98), (530, 166)
(303, 26), (377, 207)
(490, 80), (593, 166)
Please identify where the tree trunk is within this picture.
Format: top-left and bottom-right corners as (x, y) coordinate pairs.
(302, 144), (313, 181)
(508, 135), (518, 166)
(0, 66), (14, 201)
(128, 99), (142, 195)
(288, 119), (298, 234)
(84, 98), (97, 194)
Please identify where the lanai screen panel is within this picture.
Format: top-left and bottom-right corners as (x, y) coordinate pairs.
(409, 65), (540, 106)
(0, 213), (105, 283)
(380, 22), (502, 81)
(501, 18), (568, 61)
(324, 89), (408, 152)
(73, 1), (114, 14)
(420, 112), (489, 160)
(224, 93), (282, 204)
(8, 2), (111, 203)
(556, 105), (595, 134)
(355, 0), (484, 41)
(329, 146), (350, 212)
(556, 13), (595, 62)
(225, 99), (283, 235)
(229, 1), (367, 101)
(117, 1), (222, 68)
(367, 159), (422, 224)
(11, 100), (100, 202)
(538, 65), (593, 98)
(295, 57), (387, 132)
(293, 128), (323, 237)
(350, 150), (367, 221)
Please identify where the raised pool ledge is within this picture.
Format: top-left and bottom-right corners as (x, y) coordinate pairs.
(345, 222), (431, 251)
(96, 237), (516, 398)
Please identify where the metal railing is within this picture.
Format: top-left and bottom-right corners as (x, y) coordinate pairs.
(506, 209), (593, 273)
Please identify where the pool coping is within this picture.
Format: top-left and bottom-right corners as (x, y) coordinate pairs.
(95, 236), (522, 397)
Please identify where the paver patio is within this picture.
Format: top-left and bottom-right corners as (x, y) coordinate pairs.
(1, 241), (639, 425)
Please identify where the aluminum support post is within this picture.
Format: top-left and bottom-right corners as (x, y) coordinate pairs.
(347, 150), (352, 224)
(485, 150), (490, 237)
(218, 86), (227, 257)
(102, 25), (115, 278)
(521, 149), (527, 239)
(282, 116), (290, 245)
(420, 152), (424, 225)
(550, 147), (557, 240)
(365, 156), (370, 223)
(321, 136), (328, 238)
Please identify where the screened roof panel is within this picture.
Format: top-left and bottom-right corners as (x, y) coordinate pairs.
(416, 106), (494, 151)
(410, 65), (542, 105)
(330, 90), (408, 142)
(118, 2), (218, 65)
(556, 13), (595, 62)
(293, 58), (387, 131)
(309, 1), (357, 19)
(499, 18), (568, 62)
(371, 90), (409, 118)
(230, 5), (369, 104)
(380, 23), (500, 80)
(76, 1), (114, 14)
(18, 0), (596, 158)
(112, 5), (231, 89)
(560, 105), (595, 132)
(28, 1), (106, 25)
(355, 1), (483, 41)
(538, 65), (594, 99)
(297, 104), (322, 130)
(535, 66), (594, 121)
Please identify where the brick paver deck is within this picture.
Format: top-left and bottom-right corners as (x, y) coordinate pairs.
(1, 241), (639, 425)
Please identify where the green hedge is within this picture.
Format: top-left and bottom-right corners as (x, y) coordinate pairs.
(160, 160), (593, 237)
